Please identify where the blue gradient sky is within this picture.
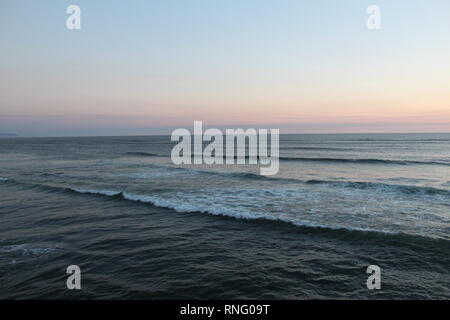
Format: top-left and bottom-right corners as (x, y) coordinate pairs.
(1, 0), (449, 136)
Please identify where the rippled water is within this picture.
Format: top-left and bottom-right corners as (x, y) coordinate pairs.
(0, 133), (449, 299)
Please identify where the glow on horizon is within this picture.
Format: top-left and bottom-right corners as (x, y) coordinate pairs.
(0, 0), (449, 136)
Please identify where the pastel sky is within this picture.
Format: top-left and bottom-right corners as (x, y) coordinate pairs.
(1, 0), (449, 136)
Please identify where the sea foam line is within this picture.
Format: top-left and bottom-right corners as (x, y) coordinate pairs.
(70, 188), (399, 236)
(4, 179), (449, 242)
(115, 166), (450, 197)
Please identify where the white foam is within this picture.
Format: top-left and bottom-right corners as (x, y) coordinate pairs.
(69, 188), (398, 235)
(0, 244), (59, 255)
(72, 188), (121, 196)
(122, 191), (402, 234)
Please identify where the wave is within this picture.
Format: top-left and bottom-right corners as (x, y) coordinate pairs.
(188, 169), (450, 197)
(4, 166), (449, 199)
(125, 165), (450, 197)
(73, 189), (122, 196)
(69, 188), (402, 235)
(123, 152), (159, 157)
(278, 157), (450, 166)
(2, 178), (449, 245)
(3, 179), (393, 236)
(59, 188), (450, 247)
(337, 139), (450, 142)
(305, 180), (450, 197)
(118, 163), (290, 181)
(281, 147), (354, 151)
(121, 152), (449, 167)
(207, 170), (450, 196)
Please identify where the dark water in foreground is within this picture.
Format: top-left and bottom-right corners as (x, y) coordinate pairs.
(0, 133), (449, 299)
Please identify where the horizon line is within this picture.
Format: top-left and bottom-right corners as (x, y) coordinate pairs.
(3, 131), (450, 139)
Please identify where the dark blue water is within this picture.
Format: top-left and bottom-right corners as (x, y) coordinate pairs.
(0, 133), (449, 299)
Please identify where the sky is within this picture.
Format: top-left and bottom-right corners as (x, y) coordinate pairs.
(0, 0), (449, 136)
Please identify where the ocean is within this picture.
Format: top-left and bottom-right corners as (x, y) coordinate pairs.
(0, 133), (449, 299)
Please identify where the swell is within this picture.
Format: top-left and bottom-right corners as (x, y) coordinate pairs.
(2, 178), (450, 247)
(278, 157), (450, 166)
(3, 169), (449, 198)
(193, 169), (450, 196)
(123, 165), (450, 197)
(281, 147), (354, 151)
(120, 151), (449, 167)
(339, 139), (450, 142)
(47, 187), (450, 247)
(123, 152), (159, 157)
(304, 180), (450, 197)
